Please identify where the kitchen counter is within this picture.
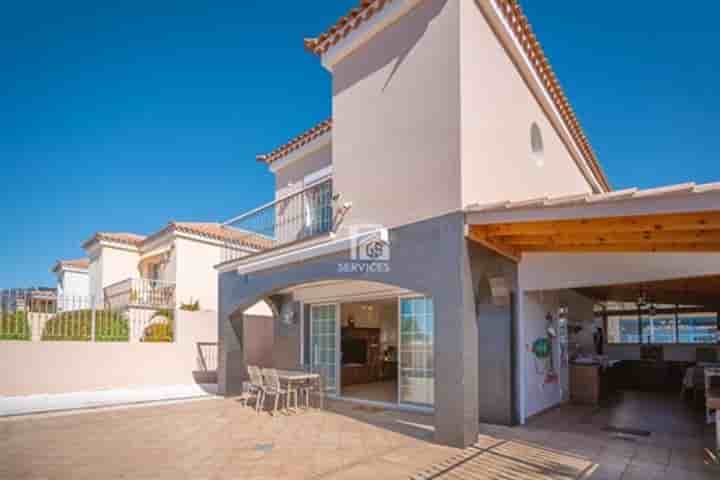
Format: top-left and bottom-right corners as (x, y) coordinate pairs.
(570, 362), (615, 405)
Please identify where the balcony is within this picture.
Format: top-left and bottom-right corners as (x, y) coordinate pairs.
(220, 177), (334, 263)
(103, 278), (176, 309)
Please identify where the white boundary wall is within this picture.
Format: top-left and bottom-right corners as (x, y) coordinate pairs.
(0, 310), (220, 397)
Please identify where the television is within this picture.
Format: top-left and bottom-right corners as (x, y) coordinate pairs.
(342, 338), (367, 364)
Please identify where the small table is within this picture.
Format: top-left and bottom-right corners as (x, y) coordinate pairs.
(276, 370), (322, 410)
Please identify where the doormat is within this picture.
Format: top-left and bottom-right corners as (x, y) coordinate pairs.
(602, 425), (651, 437)
(352, 405), (385, 413)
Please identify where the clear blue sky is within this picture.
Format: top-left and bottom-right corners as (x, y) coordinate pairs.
(2, 1), (719, 288)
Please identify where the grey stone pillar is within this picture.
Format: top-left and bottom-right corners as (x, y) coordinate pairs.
(218, 272), (247, 395)
(432, 220), (479, 448)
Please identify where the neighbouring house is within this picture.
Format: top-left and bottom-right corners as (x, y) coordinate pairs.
(51, 258), (90, 309)
(1, 287), (57, 313)
(82, 222), (273, 312)
(215, 0), (720, 449)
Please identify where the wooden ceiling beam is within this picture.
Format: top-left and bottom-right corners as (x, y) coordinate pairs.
(481, 211), (720, 237)
(466, 226), (520, 262)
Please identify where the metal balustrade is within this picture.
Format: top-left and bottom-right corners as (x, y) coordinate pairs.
(0, 289), (176, 343)
(103, 278), (176, 309)
(221, 178), (333, 263)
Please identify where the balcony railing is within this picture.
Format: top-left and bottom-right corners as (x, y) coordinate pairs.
(103, 278), (176, 309)
(221, 177), (333, 263)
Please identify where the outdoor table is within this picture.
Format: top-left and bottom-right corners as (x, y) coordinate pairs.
(275, 370), (322, 410)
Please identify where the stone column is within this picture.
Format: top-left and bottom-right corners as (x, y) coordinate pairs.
(432, 219), (479, 448)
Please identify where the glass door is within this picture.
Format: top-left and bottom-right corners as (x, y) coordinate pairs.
(310, 303), (339, 394)
(398, 296), (434, 407)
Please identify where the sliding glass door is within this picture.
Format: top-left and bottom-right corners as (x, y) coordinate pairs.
(310, 304), (339, 395)
(399, 296), (434, 407)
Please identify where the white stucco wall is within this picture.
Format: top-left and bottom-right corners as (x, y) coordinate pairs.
(459, 1), (594, 208)
(88, 254), (103, 302)
(0, 310), (218, 396)
(173, 237), (222, 311)
(331, 0), (462, 230)
(519, 252), (720, 291)
(57, 270), (90, 299)
(274, 144), (332, 199)
(99, 247), (141, 291)
(518, 290), (569, 420)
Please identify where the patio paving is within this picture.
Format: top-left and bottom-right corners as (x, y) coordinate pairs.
(1, 391), (718, 479)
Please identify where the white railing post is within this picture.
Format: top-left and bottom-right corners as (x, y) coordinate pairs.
(90, 295), (96, 341)
(128, 308), (140, 343)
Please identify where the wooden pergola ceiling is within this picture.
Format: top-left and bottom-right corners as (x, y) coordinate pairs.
(574, 275), (720, 308)
(467, 211), (720, 261)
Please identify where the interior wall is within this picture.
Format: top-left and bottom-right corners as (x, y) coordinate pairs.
(520, 291), (567, 419)
(559, 290), (597, 356)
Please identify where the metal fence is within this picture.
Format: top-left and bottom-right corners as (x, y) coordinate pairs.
(221, 177), (334, 263)
(103, 278), (176, 309)
(0, 291), (175, 343)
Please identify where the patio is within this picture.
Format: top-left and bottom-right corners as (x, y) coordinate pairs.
(2, 394), (718, 480)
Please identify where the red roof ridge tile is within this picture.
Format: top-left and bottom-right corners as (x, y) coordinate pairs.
(256, 118), (332, 164)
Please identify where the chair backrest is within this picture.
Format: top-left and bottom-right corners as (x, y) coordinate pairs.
(262, 368), (281, 390)
(248, 365), (263, 387)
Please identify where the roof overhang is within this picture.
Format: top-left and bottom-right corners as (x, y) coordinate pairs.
(465, 183), (720, 261)
(267, 129), (331, 173)
(314, 0), (424, 71)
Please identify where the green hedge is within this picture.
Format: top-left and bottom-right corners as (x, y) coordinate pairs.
(42, 310), (129, 342)
(0, 311), (31, 341)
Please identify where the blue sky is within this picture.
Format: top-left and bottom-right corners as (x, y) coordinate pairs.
(2, 1), (719, 288)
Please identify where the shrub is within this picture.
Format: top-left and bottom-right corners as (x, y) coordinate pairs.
(41, 309), (128, 342)
(142, 309), (174, 342)
(0, 311), (31, 341)
(94, 310), (129, 342)
(179, 299), (200, 311)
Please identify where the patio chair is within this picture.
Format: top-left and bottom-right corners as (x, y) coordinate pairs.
(305, 364), (327, 410)
(247, 365), (266, 413)
(261, 368), (292, 415)
(295, 364), (316, 409)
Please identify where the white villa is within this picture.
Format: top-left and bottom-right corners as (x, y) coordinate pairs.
(212, 0), (720, 450)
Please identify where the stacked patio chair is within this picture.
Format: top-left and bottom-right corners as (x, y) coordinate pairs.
(262, 368), (294, 415)
(247, 365), (266, 413)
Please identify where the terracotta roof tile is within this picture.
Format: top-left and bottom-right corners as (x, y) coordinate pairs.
(51, 258), (90, 273)
(304, 0), (393, 55)
(82, 232), (146, 249)
(305, 0), (611, 191)
(493, 0), (610, 191)
(171, 222), (274, 250)
(465, 181), (720, 213)
(83, 223), (273, 252)
(256, 118), (332, 164)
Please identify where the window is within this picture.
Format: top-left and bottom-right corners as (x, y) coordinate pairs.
(530, 122), (544, 167)
(607, 313), (640, 344)
(641, 311), (676, 344)
(678, 312), (718, 344)
(605, 305), (718, 345)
